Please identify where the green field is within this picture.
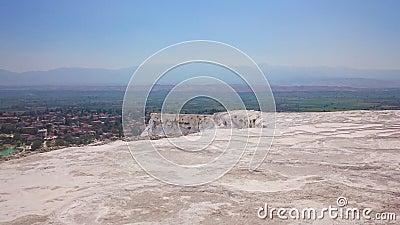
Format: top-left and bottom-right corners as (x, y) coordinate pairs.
(0, 87), (400, 114)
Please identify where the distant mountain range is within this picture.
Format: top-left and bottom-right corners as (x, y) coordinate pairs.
(262, 65), (400, 88)
(0, 67), (136, 86)
(0, 65), (399, 88)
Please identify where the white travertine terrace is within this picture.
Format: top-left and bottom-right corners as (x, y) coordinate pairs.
(141, 110), (265, 137)
(0, 110), (399, 224)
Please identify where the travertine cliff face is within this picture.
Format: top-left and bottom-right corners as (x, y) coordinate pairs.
(141, 110), (264, 137)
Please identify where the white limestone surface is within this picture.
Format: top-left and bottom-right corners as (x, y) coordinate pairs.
(0, 110), (399, 224)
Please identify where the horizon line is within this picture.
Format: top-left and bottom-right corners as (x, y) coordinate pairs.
(2, 64), (400, 74)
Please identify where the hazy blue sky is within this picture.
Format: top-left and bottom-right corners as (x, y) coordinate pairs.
(0, 0), (399, 72)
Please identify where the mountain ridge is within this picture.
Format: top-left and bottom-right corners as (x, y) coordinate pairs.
(1, 66), (399, 88)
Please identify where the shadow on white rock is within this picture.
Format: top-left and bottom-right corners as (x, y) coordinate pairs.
(141, 110), (265, 138)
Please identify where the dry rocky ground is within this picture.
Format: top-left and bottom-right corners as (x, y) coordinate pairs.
(0, 110), (399, 224)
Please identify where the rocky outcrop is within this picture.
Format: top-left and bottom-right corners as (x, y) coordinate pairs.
(141, 110), (264, 138)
